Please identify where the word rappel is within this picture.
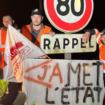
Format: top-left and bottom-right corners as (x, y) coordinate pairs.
(40, 34), (96, 54)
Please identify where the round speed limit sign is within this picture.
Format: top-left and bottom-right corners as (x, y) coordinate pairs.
(44, 0), (94, 33)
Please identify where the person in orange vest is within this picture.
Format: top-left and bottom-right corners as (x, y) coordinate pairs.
(82, 29), (105, 104)
(82, 29), (105, 78)
(0, 15), (26, 105)
(22, 8), (55, 48)
(0, 15), (19, 69)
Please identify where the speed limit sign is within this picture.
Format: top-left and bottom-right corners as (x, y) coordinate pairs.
(44, 0), (94, 33)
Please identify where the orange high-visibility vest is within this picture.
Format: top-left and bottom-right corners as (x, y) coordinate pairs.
(0, 28), (20, 68)
(0, 29), (7, 68)
(22, 25), (51, 47)
(95, 29), (105, 72)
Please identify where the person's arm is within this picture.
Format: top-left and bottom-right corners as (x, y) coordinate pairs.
(0, 82), (18, 105)
(49, 29), (55, 37)
(82, 29), (96, 43)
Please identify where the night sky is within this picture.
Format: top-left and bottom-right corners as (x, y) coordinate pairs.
(0, 0), (104, 60)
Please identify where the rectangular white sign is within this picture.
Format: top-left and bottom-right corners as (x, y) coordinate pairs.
(40, 34), (96, 54)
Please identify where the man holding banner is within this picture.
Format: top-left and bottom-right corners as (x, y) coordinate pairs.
(22, 8), (55, 48)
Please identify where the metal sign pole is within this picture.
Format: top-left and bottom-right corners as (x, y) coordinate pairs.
(64, 32), (71, 60)
(64, 53), (72, 60)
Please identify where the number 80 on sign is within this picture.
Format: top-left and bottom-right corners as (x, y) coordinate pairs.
(44, 0), (94, 33)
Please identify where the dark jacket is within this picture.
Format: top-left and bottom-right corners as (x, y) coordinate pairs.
(0, 82), (19, 105)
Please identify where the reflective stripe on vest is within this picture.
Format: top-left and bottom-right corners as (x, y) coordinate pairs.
(99, 44), (102, 48)
(0, 29), (7, 68)
(95, 29), (105, 72)
(0, 29), (7, 53)
(95, 29), (102, 45)
(22, 25), (51, 47)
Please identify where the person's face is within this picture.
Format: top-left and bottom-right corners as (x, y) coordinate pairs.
(2, 16), (14, 28)
(31, 15), (43, 26)
(102, 35), (105, 43)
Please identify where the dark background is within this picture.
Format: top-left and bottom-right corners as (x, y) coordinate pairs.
(0, 0), (104, 60)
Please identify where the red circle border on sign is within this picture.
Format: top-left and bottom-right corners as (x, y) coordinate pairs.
(46, 0), (93, 32)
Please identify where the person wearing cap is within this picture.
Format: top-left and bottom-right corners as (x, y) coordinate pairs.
(21, 8), (55, 48)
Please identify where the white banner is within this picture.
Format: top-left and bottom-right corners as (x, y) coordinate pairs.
(40, 34), (96, 54)
(3, 25), (46, 82)
(23, 59), (104, 105)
